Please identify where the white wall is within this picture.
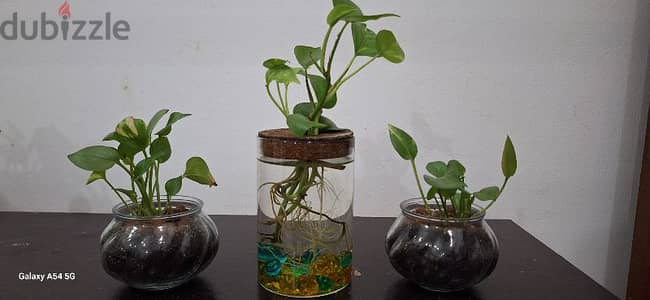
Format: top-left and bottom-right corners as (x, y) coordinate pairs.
(1, 0), (648, 297)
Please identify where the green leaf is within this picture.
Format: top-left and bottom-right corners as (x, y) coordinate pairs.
(134, 158), (154, 178)
(308, 75), (337, 108)
(423, 174), (465, 190)
(117, 141), (141, 158)
(263, 58), (289, 69)
(104, 131), (144, 157)
(344, 13), (399, 23)
(265, 65), (300, 85)
(319, 116), (338, 130)
(156, 112), (191, 136)
(294, 46), (321, 69)
(327, 4), (361, 26)
(426, 186), (438, 200)
(474, 186), (501, 201)
(147, 109), (169, 137)
(286, 114), (328, 137)
(115, 117), (148, 147)
(68, 146), (120, 172)
(351, 23), (378, 57)
(133, 118), (149, 146)
(377, 30), (405, 63)
(150, 137), (171, 163)
(387, 124), (417, 160)
(502, 136), (517, 178)
(293, 102), (315, 117)
(86, 171), (105, 185)
(332, 0), (359, 9)
(116, 189), (137, 203)
(184, 157), (217, 187)
(165, 176), (183, 198)
(426, 161), (447, 178)
(447, 160), (466, 178)
(103, 132), (119, 142)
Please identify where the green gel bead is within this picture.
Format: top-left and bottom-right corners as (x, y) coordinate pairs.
(316, 275), (334, 292)
(340, 252), (352, 268)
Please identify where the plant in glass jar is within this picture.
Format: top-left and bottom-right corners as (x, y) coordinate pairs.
(385, 124), (517, 292)
(67, 109), (219, 291)
(257, 0), (405, 297)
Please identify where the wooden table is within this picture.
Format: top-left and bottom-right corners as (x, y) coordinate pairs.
(0, 213), (618, 299)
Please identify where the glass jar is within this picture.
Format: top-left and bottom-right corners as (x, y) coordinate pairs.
(257, 129), (354, 297)
(385, 198), (499, 292)
(100, 195), (219, 291)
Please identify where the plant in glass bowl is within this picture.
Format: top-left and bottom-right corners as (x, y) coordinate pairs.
(257, 0), (405, 297)
(385, 124), (517, 292)
(67, 109), (219, 291)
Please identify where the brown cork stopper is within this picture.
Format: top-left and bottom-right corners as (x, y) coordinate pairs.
(258, 128), (354, 160)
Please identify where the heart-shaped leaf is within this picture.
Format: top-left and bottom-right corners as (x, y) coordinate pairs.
(294, 46), (321, 69)
(327, 4), (361, 26)
(447, 160), (466, 178)
(68, 145), (120, 171)
(377, 30), (405, 63)
(502, 136), (517, 178)
(474, 186), (501, 201)
(104, 131), (144, 157)
(351, 23), (378, 57)
(426, 161), (447, 178)
(308, 75), (337, 108)
(332, 0), (359, 9)
(184, 157), (217, 187)
(156, 112), (191, 136)
(115, 117), (148, 148)
(423, 174), (465, 190)
(287, 114), (328, 137)
(293, 102), (315, 117)
(265, 65), (300, 85)
(387, 124), (417, 160)
(319, 116), (338, 130)
(147, 109), (169, 137)
(150, 137), (171, 163)
(165, 176), (183, 198)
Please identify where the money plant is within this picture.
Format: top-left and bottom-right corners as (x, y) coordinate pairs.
(67, 109), (217, 216)
(260, 0), (405, 243)
(388, 124), (517, 218)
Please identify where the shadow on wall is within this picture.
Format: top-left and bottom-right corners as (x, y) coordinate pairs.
(605, 0), (650, 297)
(0, 121), (90, 212)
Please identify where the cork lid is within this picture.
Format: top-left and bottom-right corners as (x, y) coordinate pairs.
(258, 128), (354, 160)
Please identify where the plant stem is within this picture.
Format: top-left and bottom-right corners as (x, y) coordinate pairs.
(103, 178), (134, 215)
(155, 162), (161, 214)
(275, 82), (286, 112)
(266, 84), (287, 117)
(410, 159), (430, 211)
(338, 56), (378, 87)
(283, 84), (289, 112)
(326, 56), (378, 101)
(326, 22), (349, 78)
(332, 55), (357, 88)
(304, 72), (316, 105)
(320, 26), (334, 72)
